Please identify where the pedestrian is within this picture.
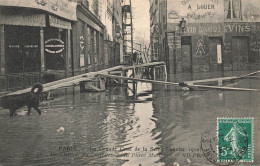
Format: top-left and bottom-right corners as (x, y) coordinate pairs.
(132, 52), (137, 65)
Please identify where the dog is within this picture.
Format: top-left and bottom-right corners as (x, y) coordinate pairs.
(0, 84), (43, 116)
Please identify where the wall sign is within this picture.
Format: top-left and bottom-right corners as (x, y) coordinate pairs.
(0, 11), (46, 27)
(217, 44), (222, 64)
(80, 36), (85, 50)
(167, 0), (224, 23)
(45, 38), (64, 54)
(0, 0), (77, 21)
(49, 15), (71, 29)
(79, 36), (85, 67)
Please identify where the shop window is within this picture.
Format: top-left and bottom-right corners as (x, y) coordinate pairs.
(5, 26), (40, 74)
(45, 28), (65, 70)
(224, 0), (241, 19)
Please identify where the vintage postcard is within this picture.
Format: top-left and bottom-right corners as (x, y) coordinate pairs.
(0, 0), (260, 166)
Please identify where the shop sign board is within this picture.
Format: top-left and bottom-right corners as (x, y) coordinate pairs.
(0, 12), (46, 27)
(49, 15), (71, 29)
(0, 0), (77, 21)
(168, 22), (260, 34)
(217, 44), (222, 64)
(45, 38), (65, 54)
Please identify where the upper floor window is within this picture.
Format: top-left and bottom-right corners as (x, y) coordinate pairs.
(224, 0), (241, 19)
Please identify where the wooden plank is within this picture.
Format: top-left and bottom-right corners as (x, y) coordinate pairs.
(185, 70), (260, 84)
(43, 77), (93, 92)
(97, 74), (259, 92)
(7, 65), (124, 95)
(244, 76), (260, 79)
(122, 62), (165, 70)
(189, 84), (258, 92)
(97, 74), (179, 86)
(185, 76), (238, 84)
(5, 63), (165, 95)
(85, 84), (101, 92)
(238, 70), (260, 79)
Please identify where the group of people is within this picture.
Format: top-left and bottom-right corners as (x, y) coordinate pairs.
(132, 52), (143, 65)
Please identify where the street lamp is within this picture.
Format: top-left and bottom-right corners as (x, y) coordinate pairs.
(179, 18), (186, 33)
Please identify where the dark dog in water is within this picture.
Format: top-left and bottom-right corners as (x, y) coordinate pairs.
(0, 84), (43, 116)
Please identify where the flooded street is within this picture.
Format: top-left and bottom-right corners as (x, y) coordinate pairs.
(0, 74), (260, 166)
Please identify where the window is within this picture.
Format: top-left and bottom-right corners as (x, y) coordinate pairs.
(224, 0), (241, 19)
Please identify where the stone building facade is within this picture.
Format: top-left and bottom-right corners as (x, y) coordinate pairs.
(150, 0), (260, 74)
(0, 0), (123, 91)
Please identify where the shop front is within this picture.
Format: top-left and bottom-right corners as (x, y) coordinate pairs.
(0, 0), (77, 91)
(72, 4), (105, 75)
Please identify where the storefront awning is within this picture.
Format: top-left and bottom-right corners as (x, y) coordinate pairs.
(0, 0), (77, 21)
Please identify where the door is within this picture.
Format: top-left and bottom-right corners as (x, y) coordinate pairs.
(232, 37), (249, 70)
(5, 25), (40, 89)
(181, 37), (192, 72)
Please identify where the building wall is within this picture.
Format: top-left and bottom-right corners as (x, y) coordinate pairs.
(167, 0), (260, 24)
(150, 0), (160, 61)
(0, 0), (76, 90)
(151, 0), (260, 73)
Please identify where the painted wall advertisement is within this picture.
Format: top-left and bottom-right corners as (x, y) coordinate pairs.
(168, 0), (224, 23)
(167, 0), (260, 23)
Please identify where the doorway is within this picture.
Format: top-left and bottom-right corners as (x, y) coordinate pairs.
(5, 25), (40, 89)
(181, 37), (192, 73)
(232, 37), (249, 70)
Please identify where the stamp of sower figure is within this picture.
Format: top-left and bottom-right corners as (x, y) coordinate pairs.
(217, 118), (254, 163)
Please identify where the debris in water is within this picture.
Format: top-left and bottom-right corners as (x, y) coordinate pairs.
(57, 127), (65, 133)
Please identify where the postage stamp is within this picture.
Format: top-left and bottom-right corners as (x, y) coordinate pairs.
(217, 118), (254, 163)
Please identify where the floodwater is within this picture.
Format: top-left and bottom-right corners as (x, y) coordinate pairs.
(0, 72), (260, 166)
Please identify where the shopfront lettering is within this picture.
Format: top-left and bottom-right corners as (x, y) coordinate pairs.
(209, 0), (219, 5)
(181, 0), (193, 5)
(187, 12), (215, 20)
(35, 0), (47, 6)
(0, 0), (77, 21)
(182, 0), (219, 5)
(9, 45), (20, 48)
(224, 24), (251, 33)
(24, 45), (38, 48)
(45, 39), (64, 54)
(184, 23), (260, 34)
(197, 4), (215, 10)
(49, 15), (71, 29)
(0, 13), (46, 27)
(80, 36), (85, 50)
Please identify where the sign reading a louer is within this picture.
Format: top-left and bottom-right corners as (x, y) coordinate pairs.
(167, 0), (224, 23)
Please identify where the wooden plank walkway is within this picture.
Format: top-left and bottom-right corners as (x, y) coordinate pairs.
(97, 74), (259, 92)
(122, 62), (165, 70)
(4, 63), (259, 96)
(7, 65), (124, 96)
(5, 62), (167, 96)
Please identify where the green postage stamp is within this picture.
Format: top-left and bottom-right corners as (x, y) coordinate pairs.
(217, 118), (254, 162)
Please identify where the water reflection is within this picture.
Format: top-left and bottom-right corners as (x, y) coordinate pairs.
(0, 74), (259, 165)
